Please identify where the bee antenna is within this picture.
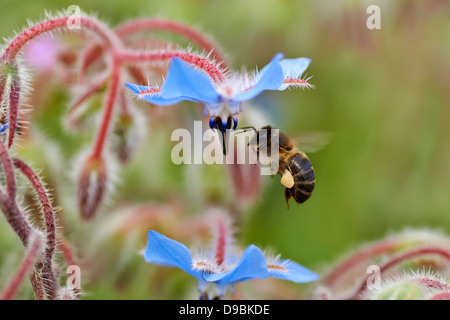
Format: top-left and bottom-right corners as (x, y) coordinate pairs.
(234, 126), (257, 135)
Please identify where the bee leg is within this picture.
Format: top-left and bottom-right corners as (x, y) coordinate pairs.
(284, 188), (292, 209)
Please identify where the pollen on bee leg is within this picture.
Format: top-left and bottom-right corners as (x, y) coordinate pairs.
(281, 170), (294, 188)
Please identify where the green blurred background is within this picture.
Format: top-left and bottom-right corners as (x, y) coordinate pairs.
(0, 0), (449, 299)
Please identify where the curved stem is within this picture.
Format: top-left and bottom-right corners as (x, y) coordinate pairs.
(0, 232), (42, 300)
(58, 238), (77, 268)
(78, 43), (104, 83)
(0, 138), (16, 200)
(7, 71), (20, 149)
(413, 277), (450, 291)
(214, 216), (228, 267)
(79, 18), (228, 82)
(68, 73), (109, 115)
(345, 246), (450, 300)
(1, 16), (121, 63)
(0, 142), (32, 247)
(90, 54), (122, 159)
(429, 292), (450, 300)
(115, 18), (227, 66)
(12, 158), (59, 299)
(322, 240), (398, 288)
(29, 271), (45, 300)
(12, 159), (56, 269)
(118, 49), (225, 83)
(1, 15), (123, 149)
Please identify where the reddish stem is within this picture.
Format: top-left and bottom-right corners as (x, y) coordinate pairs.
(29, 271), (45, 300)
(0, 139), (16, 200)
(1, 16), (120, 63)
(57, 238), (81, 299)
(13, 159), (56, 266)
(323, 240), (398, 288)
(1, 15), (122, 148)
(79, 18), (227, 82)
(58, 238), (77, 268)
(115, 18), (227, 66)
(13, 158), (58, 299)
(0, 73), (5, 104)
(90, 55), (122, 159)
(214, 217), (228, 267)
(346, 246), (450, 300)
(68, 74), (109, 115)
(78, 43), (104, 83)
(0, 232), (42, 300)
(0, 142), (32, 247)
(118, 49), (225, 83)
(7, 72), (20, 148)
(413, 277), (450, 291)
(429, 292), (450, 300)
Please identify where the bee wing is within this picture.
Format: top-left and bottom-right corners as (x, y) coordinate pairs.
(293, 131), (334, 153)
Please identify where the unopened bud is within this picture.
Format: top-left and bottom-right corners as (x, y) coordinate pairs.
(78, 155), (108, 221)
(372, 281), (424, 300)
(111, 102), (147, 164)
(112, 113), (134, 164)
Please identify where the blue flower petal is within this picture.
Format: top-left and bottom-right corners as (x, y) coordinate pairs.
(144, 230), (203, 280)
(232, 53), (285, 102)
(268, 260), (319, 283)
(280, 58), (311, 79)
(203, 245), (268, 284)
(161, 58), (220, 104)
(278, 57), (311, 91)
(125, 83), (185, 106)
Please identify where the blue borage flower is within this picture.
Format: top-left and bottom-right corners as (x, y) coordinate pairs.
(144, 230), (319, 299)
(125, 53), (313, 135)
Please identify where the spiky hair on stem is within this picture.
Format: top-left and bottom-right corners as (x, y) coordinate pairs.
(320, 227), (450, 285)
(0, 9), (119, 60)
(0, 9), (122, 150)
(364, 269), (450, 300)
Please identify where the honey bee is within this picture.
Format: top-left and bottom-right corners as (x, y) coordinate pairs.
(246, 125), (330, 208)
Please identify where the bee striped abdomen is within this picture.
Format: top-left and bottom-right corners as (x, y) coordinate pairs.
(286, 153), (315, 204)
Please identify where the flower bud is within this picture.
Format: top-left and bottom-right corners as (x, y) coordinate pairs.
(111, 104), (146, 165)
(372, 280), (424, 300)
(77, 155), (108, 221)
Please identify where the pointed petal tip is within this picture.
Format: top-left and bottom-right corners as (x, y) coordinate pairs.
(271, 52), (285, 61)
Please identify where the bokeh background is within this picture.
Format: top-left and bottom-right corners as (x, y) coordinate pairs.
(0, 0), (449, 299)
